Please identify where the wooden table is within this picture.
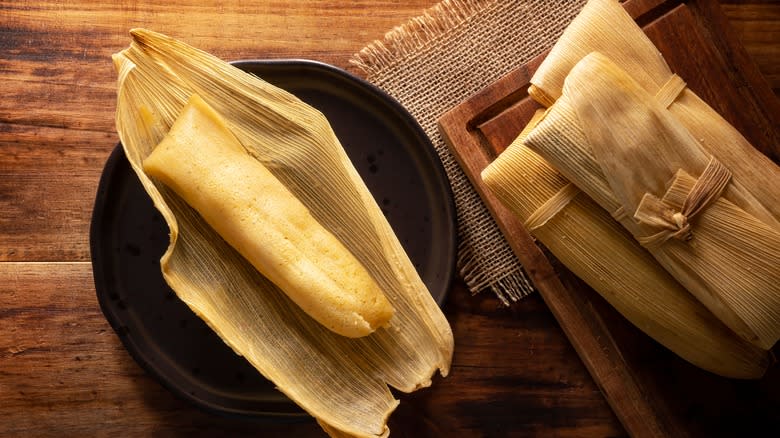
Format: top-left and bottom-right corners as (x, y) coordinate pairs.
(1, 1), (777, 436)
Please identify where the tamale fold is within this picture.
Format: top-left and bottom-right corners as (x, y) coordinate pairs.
(528, 0), (780, 234)
(113, 29), (452, 437)
(482, 110), (769, 379)
(524, 53), (780, 350)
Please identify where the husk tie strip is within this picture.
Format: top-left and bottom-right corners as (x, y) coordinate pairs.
(635, 157), (732, 248)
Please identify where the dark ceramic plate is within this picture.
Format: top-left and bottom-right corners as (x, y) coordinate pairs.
(90, 60), (457, 418)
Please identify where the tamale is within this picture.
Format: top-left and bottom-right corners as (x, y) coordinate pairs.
(524, 53), (780, 350)
(528, 0), (780, 232)
(113, 29), (453, 438)
(482, 110), (769, 379)
(143, 93), (394, 338)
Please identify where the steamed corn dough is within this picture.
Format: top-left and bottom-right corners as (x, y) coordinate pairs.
(144, 94), (394, 338)
(113, 29), (453, 437)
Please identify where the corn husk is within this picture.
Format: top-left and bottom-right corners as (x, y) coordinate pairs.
(482, 110), (769, 379)
(528, 0), (780, 232)
(524, 53), (780, 350)
(112, 29), (453, 437)
(143, 94), (395, 338)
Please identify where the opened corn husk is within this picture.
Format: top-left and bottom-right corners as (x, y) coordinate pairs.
(113, 29), (453, 437)
(528, 0), (780, 234)
(482, 110), (769, 379)
(524, 53), (780, 350)
(143, 93), (395, 338)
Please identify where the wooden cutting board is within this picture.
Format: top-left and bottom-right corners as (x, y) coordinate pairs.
(438, 0), (780, 437)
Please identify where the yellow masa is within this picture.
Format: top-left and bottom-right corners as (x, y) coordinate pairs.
(144, 94), (394, 338)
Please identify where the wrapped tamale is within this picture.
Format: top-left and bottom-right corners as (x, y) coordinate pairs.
(528, 0), (780, 232)
(113, 29), (453, 437)
(482, 110), (769, 379)
(524, 53), (780, 350)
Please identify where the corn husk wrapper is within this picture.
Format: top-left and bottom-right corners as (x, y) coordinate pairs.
(482, 110), (769, 379)
(524, 53), (780, 350)
(112, 29), (453, 438)
(528, 0), (780, 232)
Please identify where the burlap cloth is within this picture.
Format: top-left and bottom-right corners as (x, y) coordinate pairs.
(349, 0), (586, 303)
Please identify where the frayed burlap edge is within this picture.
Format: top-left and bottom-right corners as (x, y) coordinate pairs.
(349, 0), (544, 304)
(351, 0), (489, 78)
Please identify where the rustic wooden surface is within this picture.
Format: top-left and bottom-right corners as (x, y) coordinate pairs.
(0, 1), (776, 437)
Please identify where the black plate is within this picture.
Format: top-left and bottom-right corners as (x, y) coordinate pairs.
(90, 59), (457, 418)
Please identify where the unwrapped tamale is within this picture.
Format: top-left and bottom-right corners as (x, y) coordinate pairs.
(143, 93), (394, 338)
(482, 111), (769, 379)
(524, 53), (780, 350)
(113, 29), (453, 438)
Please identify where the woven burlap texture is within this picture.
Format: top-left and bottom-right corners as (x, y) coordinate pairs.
(350, 0), (586, 304)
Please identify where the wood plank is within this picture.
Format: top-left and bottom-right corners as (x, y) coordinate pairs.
(0, 124), (111, 261)
(0, 0), (436, 133)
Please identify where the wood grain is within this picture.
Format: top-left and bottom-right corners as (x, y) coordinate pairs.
(722, 2), (780, 93)
(0, 0), (777, 437)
